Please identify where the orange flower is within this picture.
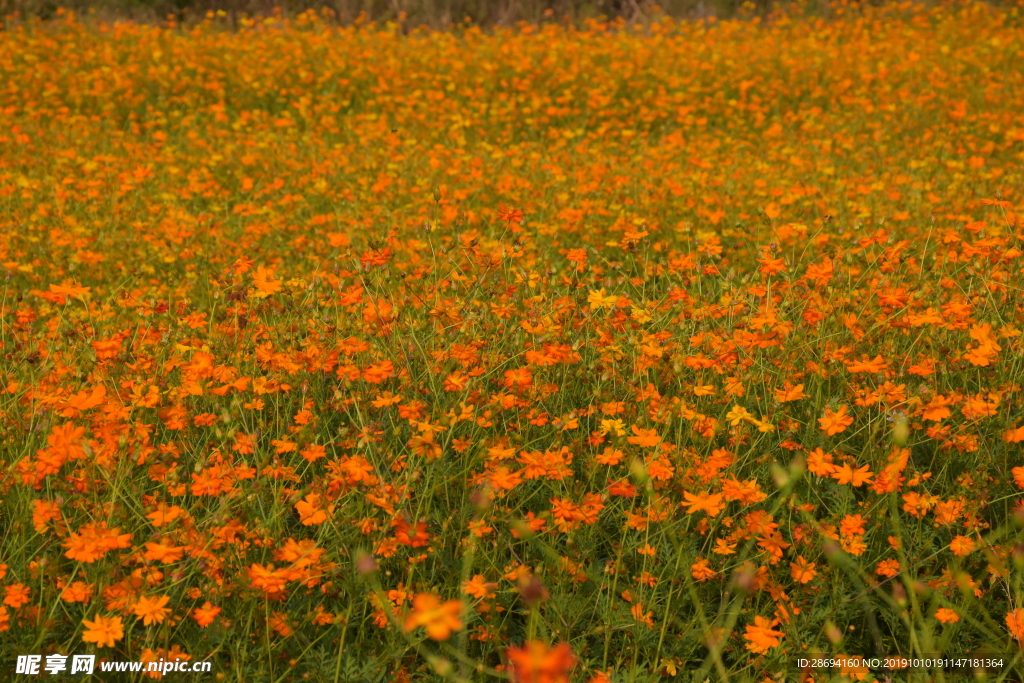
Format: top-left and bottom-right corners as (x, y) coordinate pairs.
(3, 584), (30, 609)
(359, 247), (393, 268)
(393, 517), (430, 547)
(831, 463), (873, 487)
(45, 281), (91, 304)
(714, 539), (737, 555)
(682, 491), (725, 517)
(1012, 465), (1024, 489)
(595, 447), (624, 466)
(774, 381), (807, 403)
(921, 394), (956, 421)
(789, 556), (817, 584)
(232, 256), (254, 274)
(875, 559), (900, 578)
(744, 616), (784, 654)
(839, 514), (866, 538)
(690, 559), (717, 582)
(300, 444), (327, 462)
(143, 541), (186, 564)
(362, 360), (396, 384)
(461, 575), (498, 599)
(192, 602), (221, 627)
(269, 612), (293, 637)
(81, 614), (124, 648)
(91, 336), (123, 360)
(312, 607), (335, 626)
(507, 641), (575, 683)
(902, 491), (937, 518)
(132, 595), (172, 625)
(806, 448), (836, 476)
(756, 254), (787, 276)
(62, 522), (133, 564)
(566, 248), (587, 264)
(488, 466), (524, 492)
(935, 608), (960, 624)
(247, 563), (291, 595)
(607, 478), (637, 497)
(61, 384), (106, 417)
(631, 602), (655, 628)
(371, 391), (403, 408)
(626, 425), (661, 447)
(362, 298), (397, 327)
(818, 405), (854, 436)
(60, 581), (94, 604)
(503, 367), (534, 392)
(251, 265), (283, 298)
(949, 535), (976, 556)
(403, 593), (463, 640)
(295, 494), (332, 526)
(844, 354), (888, 373)
(498, 206), (524, 224)
(1007, 609), (1024, 641)
(443, 372), (468, 392)
(146, 505), (185, 528)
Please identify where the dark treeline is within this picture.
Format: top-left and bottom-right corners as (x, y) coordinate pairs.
(1, 0), (910, 30)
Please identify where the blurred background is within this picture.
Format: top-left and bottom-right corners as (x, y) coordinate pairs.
(0, 0), (907, 31)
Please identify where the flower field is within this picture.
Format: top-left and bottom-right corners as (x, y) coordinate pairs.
(2, 2), (1024, 680)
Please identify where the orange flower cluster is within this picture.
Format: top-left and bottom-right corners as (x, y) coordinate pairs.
(0, 2), (1023, 679)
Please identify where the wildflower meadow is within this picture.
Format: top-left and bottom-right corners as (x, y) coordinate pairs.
(2, 2), (1024, 681)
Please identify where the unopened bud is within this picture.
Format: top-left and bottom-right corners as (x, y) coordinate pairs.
(355, 552), (377, 575)
(892, 582), (907, 607)
(629, 458), (649, 485)
(511, 519), (534, 540)
(469, 487), (492, 511)
(825, 621), (843, 644)
(892, 414), (910, 445)
(733, 565), (756, 594)
(1012, 543), (1024, 568)
(787, 454), (806, 479)
(429, 657), (453, 677)
(772, 462), (790, 488)
(517, 575), (548, 606)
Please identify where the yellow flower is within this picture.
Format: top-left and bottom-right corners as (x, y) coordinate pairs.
(599, 419), (625, 437)
(587, 288), (618, 310)
(630, 307), (653, 323)
(725, 405), (754, 426)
